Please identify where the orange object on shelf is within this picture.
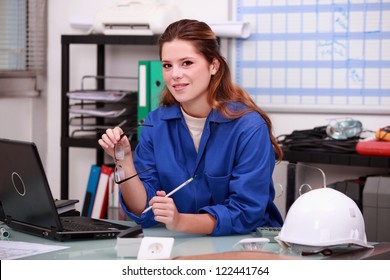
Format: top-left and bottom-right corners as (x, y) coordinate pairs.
(376, 128), (390, 142)
(356, 140), (390, 157)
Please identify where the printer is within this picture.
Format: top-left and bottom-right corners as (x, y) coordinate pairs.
(93, 0), (181, 36)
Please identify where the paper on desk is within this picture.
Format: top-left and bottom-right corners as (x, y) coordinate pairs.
(0, 240), (69, 260)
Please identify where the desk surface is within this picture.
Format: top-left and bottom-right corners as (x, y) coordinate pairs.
(2, 222), (389, 260)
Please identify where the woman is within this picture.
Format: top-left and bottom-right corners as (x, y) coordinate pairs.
(98, 19), (283, 236)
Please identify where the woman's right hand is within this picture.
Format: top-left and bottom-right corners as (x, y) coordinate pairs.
(98, 127), (131, 159)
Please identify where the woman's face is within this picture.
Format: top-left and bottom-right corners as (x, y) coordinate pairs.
(161, 39), (217, 116)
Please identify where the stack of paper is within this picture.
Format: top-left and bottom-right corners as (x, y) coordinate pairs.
(67, 90), (136, 102)
(69, 107), (128, 118)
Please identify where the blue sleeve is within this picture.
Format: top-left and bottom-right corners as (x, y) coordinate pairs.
(199, 122), (279, 236)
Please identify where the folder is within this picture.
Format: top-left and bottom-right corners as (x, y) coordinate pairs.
(108, 172), (119, 208)
(91, 164), (114, 219)
(81, 165), (101, 217)
(149, 60), (164, 111)
(137, 60), (164, 138)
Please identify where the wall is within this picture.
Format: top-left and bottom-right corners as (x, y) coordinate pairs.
(0, 99), (33, 140)
(0, 95), (47, 166)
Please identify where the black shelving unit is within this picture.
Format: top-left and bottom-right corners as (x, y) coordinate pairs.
(61, 34), (160, 199)
(282, 148), (390, 212)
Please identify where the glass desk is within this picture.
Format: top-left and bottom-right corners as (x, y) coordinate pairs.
(2, 221), (389, 260)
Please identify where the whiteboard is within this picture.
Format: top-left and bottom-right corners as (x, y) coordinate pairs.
(233, 0), (390, 114)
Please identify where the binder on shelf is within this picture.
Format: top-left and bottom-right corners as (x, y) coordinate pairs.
(107, 172), (132, 220)
(149, 60), (164, 111)
(81, 165), (101, 217)
(91, 164), (114, 219)
(108, 172), (120, 208)
(137, 60), (165, 138)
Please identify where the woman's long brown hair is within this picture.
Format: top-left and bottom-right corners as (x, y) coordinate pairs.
(158, 19), (283, 161)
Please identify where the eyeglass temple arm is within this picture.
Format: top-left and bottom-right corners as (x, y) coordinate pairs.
(115, 167), (154, 185)
(119, 123), (154, 140)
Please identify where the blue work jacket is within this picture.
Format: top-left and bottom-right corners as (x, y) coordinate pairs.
(120, 103), (283, 236)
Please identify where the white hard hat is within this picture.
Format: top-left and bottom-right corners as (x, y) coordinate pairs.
(277, 187), (373, 254)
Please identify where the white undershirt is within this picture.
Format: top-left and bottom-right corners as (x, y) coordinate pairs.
(181, 107), (207, 152)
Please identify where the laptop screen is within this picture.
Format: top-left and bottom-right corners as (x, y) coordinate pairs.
(0, 139), (62, 230)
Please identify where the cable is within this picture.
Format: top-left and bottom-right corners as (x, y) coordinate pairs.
(277, 126), (359, 154)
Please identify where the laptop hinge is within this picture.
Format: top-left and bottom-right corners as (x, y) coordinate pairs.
(5, 216), (57, 238)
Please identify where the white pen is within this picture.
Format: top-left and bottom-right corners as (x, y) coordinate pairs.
(142, 177), (195, 214)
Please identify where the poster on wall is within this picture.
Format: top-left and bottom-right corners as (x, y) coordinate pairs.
(233, 0), (390, 113)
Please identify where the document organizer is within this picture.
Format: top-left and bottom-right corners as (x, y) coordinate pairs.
(67, 75), (138, 137)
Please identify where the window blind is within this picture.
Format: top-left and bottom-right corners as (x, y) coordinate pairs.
(0, 0), (47, 97)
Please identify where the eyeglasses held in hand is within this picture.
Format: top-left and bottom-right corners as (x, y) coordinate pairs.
(114, 165), (153, 185)
(114, 123), (153, 184)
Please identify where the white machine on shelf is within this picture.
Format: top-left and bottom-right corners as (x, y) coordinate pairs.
(92, 0), (180, 36)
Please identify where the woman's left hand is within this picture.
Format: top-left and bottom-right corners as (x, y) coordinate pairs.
(149, 191), (181, 232)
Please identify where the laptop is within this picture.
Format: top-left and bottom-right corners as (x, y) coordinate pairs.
(0, 138), (141, 241)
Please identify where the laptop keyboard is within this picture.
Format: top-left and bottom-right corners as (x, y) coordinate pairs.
(61, 218), (105, 232)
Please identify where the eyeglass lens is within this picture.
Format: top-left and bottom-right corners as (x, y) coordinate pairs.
(115, 164), (125, 182)
(113, 123), (153, 184)
(114, 141), (125, 161)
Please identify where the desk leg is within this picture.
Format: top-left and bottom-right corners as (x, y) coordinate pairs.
(286, 163), (296, 213)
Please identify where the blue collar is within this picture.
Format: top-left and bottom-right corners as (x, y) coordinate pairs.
(159, 104), (234, 125)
